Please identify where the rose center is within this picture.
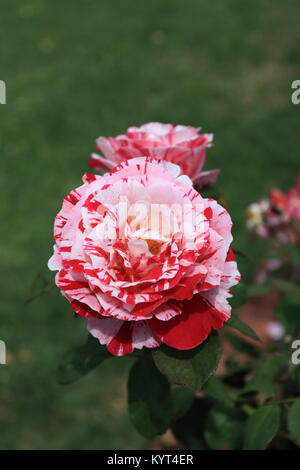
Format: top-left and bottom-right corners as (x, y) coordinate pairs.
(144, 238), (163, 256)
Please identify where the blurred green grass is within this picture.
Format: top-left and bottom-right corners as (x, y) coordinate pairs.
(0, 0), (299, 449)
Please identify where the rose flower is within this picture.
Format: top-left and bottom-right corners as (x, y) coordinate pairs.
(49, 157), (240, 356)
(89, 122), (219, 187)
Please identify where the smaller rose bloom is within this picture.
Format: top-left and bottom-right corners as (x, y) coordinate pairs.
(89, 122), (218, 185)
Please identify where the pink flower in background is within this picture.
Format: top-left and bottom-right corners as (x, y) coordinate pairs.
(49, 157), (239, 356)
(246, 174), (300, 243)
(89, 122), (219, 186)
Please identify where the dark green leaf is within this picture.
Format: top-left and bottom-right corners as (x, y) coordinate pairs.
(202, 375), (234, 407)
(171, 387), (195, 418)
(171, 398), (211, 450)
(204, 403), (244, 450)
(57, 335), (110, 385)
(226, 312), (261, 342)
(152, 333), (221, 391)
(229, 282), (247, 309)
(128, 354), (172, 439)
(243, 405), (280, 450)
(242, 355), (287, 397)
(287, 399), (300, 445)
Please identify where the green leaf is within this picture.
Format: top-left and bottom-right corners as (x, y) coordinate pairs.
(226, 312), (261, 342)
(242, 355), (287, 397)
(287, 399), (300, 445)
(204, 404), (244, 450)
(229, 282), (247, 309)
(203, 375), (234, 407)
(171, 398), (211, 450)
(171, 387), (195, 418)
(152, 333), (221, 391)
(128, 354), (172, 439)
(243, 405), (280, 450)
(202, 375), (245, 450)
(57, 335), (110, 385)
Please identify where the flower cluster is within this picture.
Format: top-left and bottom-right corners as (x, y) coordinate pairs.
(49, 123), (239, 356)
(246, 174), (300, 244)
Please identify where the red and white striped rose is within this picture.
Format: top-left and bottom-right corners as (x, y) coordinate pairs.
(89, 122), (219, 185)
(49, 157), (240, 356)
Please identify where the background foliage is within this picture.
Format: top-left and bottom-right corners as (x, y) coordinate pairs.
(0, 0), (299, 449)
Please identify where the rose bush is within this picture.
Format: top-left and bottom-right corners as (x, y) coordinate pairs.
(49, 157), (240, 356)
(89, 122), (219, 185)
